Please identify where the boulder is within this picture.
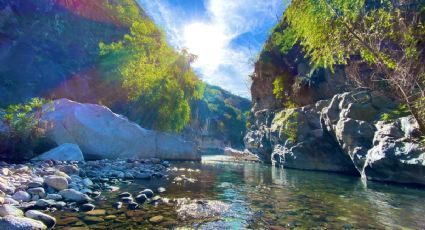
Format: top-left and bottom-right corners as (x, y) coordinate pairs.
(59, 189), (92, 203)
(270, 106), (358, 174)
(41, 99), (199, 160)
(363, 117), (425, 185)
(0, 215), (47, 230)
(25, 210), (56, 229)
(32, 143), (84, 162)
(44, 176), (68, 191)
(156, 133), (199, 161)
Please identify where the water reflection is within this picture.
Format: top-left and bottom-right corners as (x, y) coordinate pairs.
(55, 156), (425, 229)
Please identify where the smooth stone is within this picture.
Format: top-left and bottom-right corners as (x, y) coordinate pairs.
(44, 176), (68, 191)
(86, 209), (106, 216)
(59, 189), (93, 203)
(4, 198), (19, 205)
(140, 189), (154, 198)
(113, 202), (123, 209)
(31, 195), (40, 201)
(25, 210), (56, 228)
(80, 203), (95, 212)
(53, 201), (66, 209)
(157, 187), (166, 193)
(128, 202), (138, 210)
(12, 191), (31, 202)
(135, 194), (147, 204)
(83, 216), (104, 224)
(28, 182), (43, 188)
(57, 217), (79, 225)
(0, 182), (15, 195)
(121, 197), (133, 204)
(58, 165), (79, 175)
(46, 194), (62, 201)
(27, 188), (46, 198)
(118, 192), (131, 198)
(82, 178), (93, 187)
(0, 215), (47, 229)
(0, 205), (24, 217)
(105, 215), (116, 220)
(149, 215), (163, 224)
(35, 199), (56, 208)
(32, 143), (84, 162)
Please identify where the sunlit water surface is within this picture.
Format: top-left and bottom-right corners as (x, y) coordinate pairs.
(54, 155), (425, 229)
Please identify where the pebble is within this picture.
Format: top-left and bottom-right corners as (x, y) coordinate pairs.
(83, 216), (104, 224)
(113, 202), (123, 209)
(86, 209), (106, 216)
(27, 187), (46, 198)
(80, 203), (96, 212)
(118, 192), (131, 198)
(25, 210), (56, 228)
(46, 194), (62, 201)
(149, 215), (164, 224)
(0, 204), (24, 217)
(128, 202), (139, 210)
(44, 175), (69, 190)
(140, 189), (154, 198)
(121, 197), (133, 204)
(157, 187), (166, 193)
(135, 194), (147, 204)
(0, 215), (47, 229)
(12, 190), (31, 202)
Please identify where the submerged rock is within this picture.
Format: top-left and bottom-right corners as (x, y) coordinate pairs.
(59, 189), (92, 203)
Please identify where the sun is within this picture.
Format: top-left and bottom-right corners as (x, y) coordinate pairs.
(183, 22), (228, 71)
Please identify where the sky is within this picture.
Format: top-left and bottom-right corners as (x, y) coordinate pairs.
(137, 0), (286, 99)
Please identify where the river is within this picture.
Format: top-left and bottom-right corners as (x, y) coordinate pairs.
(55, 155), (425, 229)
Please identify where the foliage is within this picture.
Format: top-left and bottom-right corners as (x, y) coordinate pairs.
(99, 3), (203, 132)
(0, 98), (50, 161)
(275, 110), (299, 143)
(272, 26), (298, 55)
(284, 0), (425, 132)
(191, 85), (251, 147)
(380, 104), (411, 121)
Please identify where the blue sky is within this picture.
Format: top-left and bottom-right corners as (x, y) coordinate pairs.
(137, 0), (286, 98)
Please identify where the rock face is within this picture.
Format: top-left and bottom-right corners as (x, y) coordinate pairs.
(245, 90), (425, 185)
(40, 99), (200, 161)
(32, 143), (84, 162)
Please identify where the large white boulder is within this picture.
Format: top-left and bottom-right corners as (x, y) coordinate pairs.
(41, 99), (199, 161)
(32, 143), (84, 161)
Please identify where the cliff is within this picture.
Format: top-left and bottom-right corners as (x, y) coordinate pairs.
(245, 16), (425, 185)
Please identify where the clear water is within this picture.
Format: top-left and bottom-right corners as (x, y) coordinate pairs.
(54, 155), (425, 229)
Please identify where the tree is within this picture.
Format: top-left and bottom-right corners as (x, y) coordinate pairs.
(285, 0), (425, 132)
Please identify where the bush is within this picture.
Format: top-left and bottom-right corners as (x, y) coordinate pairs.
(0, 98), (52, 161)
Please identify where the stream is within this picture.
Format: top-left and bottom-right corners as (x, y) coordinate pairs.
(54, 155), (425, 229)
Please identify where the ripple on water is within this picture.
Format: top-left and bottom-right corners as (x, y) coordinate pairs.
(53, 155), (425, 229)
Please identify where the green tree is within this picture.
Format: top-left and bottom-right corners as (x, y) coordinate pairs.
(285, 0), (425, 132)
(99, 7), (203, 132)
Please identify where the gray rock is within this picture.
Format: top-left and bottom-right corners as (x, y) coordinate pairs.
(135, 194), (147, 204)
(363, 117), (425, 185)
(32, 143), (84, 162)
(35, 199), (56, 208)
(59, 189), (93, 203)
(25, 210), (56, 228)
(128, 202), (138, 210)
(80, 203), (95, 212)
(0, 205), (24, 217)
(27, 182), (43, 189)
(41, 99), (199, 161)
(112, 202), (122, 209)
(3, 198), (19, 205)
(82, 178), (93, 187)
(12, 191), (31, 202)
(0, 182), (15, 195)
(57, 165), (79, 175)
(0, 215), (47, 229)
(44, 176), (68, 191)
(27, 188), (46, 198)
(140, 189), (154, 198)
(45, 194), (62, 201)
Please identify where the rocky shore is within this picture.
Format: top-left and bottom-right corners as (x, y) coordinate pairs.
(0, 158), (170, 229)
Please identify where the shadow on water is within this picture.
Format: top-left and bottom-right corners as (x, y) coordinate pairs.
(55, 155), (425, 229)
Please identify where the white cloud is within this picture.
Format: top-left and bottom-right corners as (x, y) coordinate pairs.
(137, 0), (284, 98)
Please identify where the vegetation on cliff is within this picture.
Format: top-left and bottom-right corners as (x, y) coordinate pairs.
(268, 0), (424, 133)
